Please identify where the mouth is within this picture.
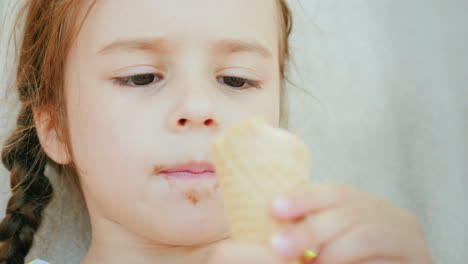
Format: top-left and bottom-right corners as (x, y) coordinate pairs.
(157, 161), (216, 180)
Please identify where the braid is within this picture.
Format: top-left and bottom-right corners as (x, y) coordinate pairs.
(0, 106), (54, 264)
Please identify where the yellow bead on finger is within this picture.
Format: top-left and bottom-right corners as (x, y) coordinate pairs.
(303, 249), (318, 260)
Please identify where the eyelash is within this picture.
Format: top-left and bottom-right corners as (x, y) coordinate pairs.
(111, 74), (262, 90)
(112, 74), (162, 87)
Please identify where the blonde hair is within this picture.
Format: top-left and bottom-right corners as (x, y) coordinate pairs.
(0, 0), (294, 262)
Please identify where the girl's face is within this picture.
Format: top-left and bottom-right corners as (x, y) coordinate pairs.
(65, 0), (281, 245)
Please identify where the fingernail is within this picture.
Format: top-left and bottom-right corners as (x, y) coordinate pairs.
(271, 232), (295, 257)
(272, 197), (292, 214)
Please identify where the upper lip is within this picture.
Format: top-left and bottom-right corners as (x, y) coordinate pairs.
(160, 161), (215, 174)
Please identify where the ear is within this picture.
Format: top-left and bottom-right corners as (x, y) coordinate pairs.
(33, 107), (71, 165)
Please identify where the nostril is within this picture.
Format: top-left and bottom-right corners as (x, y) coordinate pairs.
(204, 119), (214, 126)
(178, 118), (187, 126)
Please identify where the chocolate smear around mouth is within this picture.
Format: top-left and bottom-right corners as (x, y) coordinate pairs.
(152, 165), (166, 176)
(183, 189), (212, 206)
(185, 189), (200, 205)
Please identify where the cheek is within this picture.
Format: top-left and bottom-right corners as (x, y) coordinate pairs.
(64, 87), (176, 228)
(64, 82), (158, 196)
(255, 84), (281, 127)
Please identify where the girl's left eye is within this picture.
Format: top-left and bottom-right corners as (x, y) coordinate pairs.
(112, 73), (162, 87)
(217, 76), (261, 90)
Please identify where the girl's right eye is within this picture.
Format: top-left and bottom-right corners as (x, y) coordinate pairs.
(112, 74), (162, 87)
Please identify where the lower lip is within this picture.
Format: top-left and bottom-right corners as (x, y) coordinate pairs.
(160, 171), (216, 180)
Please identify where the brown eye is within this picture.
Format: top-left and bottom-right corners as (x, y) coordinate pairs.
(113, 74), (161, 87)
(130, 74), (157, 86)
(217, 76), (261, 90)
(223, 76), (246, 88)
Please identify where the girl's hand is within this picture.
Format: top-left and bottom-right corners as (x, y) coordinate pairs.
(210, 184), (433, 264)
(269, 184), (432, 264)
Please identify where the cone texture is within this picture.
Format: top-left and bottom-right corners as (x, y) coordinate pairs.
(212, 118), (311, 244)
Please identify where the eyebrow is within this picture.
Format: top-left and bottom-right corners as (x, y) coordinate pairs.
(97, 37), (273, 59)
(215, 39), (273, 59)
(98, 37), (171, 55)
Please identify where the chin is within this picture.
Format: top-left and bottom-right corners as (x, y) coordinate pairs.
(140, 211), (229, 246)
(161, 226), (229, 246)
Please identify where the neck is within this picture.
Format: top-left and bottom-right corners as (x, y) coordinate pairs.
(81, 215), (228, 264)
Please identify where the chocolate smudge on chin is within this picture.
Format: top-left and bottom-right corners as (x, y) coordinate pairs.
(184, 189), (212, 206)
(184, 190), (199, 205)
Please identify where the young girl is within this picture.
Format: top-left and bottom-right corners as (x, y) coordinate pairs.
(0, 0), (432, 263)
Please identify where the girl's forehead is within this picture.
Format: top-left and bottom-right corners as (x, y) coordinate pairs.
(78, 0), (279, 56)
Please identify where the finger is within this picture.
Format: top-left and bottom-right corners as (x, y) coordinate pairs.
(271, 184), (364, 220)
(209, 241), (286, 264)
(316, 225), (408, 264)
(270, 208), (356, 261)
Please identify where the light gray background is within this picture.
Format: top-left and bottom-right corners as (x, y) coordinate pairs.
(1, 0), (467, 263)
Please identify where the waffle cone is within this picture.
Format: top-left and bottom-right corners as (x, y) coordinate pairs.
(211, 118), (311, 244)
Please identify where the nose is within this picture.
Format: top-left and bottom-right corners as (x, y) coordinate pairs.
(167, 94), (220, 133)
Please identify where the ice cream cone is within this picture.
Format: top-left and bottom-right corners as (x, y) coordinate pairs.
(211, 118), (311, 244)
